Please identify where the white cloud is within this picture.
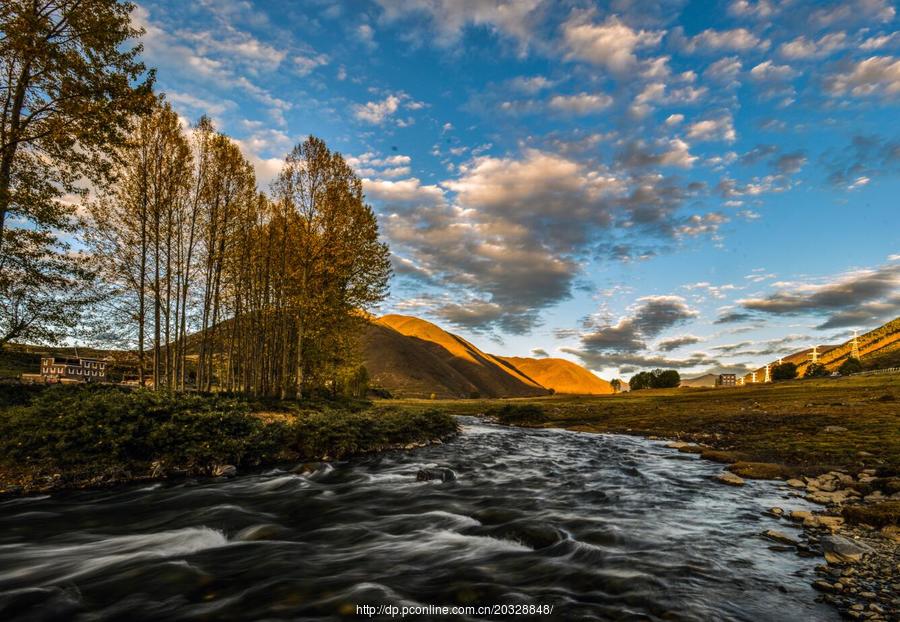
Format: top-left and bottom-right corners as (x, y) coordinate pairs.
(548, 92), (613, 114)
(665, 113), (684, 126)
(778, 32), (847, 59)
(508, 75), (555, 93)
(749, 61), (799, 82)
(562, 13), (664, 73)
(687, 115), (736, 142)
(363, 176), (446, 208)
(826, 56), (900, 98)
(679, 28), (768, 53)
(353, 94), (402, 124)
(294, 52), (329, 76)
(704, 56), (742, 84)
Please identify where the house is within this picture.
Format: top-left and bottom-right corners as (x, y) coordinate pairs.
(23, 357), (109, 384)
(716, 373), (736, 387)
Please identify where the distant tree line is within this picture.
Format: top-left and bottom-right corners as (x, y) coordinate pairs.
(629, 369), (681, 391)
(0, 0), (390, 399)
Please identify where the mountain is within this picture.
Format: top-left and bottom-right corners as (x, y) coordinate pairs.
(362, 314), (611, 398)
(741, 316), (900, 383)
(499, 356), (613, 395)
(680, 373), (718, 388)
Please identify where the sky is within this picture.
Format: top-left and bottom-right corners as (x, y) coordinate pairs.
(134, 0), (900, 380)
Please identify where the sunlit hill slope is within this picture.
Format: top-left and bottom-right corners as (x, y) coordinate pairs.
(362, 314), (612, 398)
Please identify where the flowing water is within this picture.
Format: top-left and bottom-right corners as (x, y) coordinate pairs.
(0, 418), (836, 621)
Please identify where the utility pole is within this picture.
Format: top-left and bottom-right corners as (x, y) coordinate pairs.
(764, 364), (771, 382)
(810, 345), (819, 364)
(751, 371), (757, 383)
(851, 330), (860, 360)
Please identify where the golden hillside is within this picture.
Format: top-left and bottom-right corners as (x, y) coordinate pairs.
(362, 315), (611, 398)
(742, 316), (900, 382)
(500, 356), (613, 395)
(363, 315), (547, 398)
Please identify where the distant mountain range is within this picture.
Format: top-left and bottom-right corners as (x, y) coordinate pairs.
(363, 314), (613, 398)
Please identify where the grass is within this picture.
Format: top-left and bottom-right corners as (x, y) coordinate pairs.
(843, 501), (900, 528)
(382, 373), (900, 477)
(0, 385), (458, 494)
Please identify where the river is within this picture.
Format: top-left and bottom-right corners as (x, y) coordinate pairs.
(0, 417), (836, 621)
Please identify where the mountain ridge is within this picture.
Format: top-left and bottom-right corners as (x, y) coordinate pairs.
(362, 314), (612, 398)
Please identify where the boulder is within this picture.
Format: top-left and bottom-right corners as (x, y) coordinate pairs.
(763, 529), (798, 546)
(716, 471), (745, 486)
(790, 510), (813, 522)
(416, 467), (457, 482)
(823, 425), (848, 433)
(213, 464), (237, 478)
(786, 479), (806, 489)
(235, 523), (290, 541)
(803, 515), (845, 532)
(821, 535), (873, 564)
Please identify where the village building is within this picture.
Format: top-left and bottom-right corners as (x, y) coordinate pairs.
(21, 357), (109, 384)
(716, 373), (736, 387)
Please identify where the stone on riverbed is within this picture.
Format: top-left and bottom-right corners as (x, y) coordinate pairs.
(715, 471), (745, 486)
(821, 535), (874, 564)
(763, 529), (798, 546)
(786, 479), (806, 489)
(213, 464), (237, 478)
(416, 467), (457, 482)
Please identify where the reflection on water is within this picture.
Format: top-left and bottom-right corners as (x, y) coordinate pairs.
(0, 418), (835, 621)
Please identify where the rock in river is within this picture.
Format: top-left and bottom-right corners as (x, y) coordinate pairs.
(213, 464), (237, 478)
(716, 471), (745, 486)
(416, 467), (457, 482)
(763, 529), (798, 546)
(821, 535), (874, 564)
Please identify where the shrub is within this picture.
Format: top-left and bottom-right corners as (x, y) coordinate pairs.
(804, 363), (829, 378)
(485, 404), (547, 426)
(838, 357), (863, 375)
(291, 408), (457, 459)
(772, 362), (798, 381)
(0, 385), (291, 478)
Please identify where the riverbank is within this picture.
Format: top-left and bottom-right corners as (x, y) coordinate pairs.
(384, 373), (900, 619)
(0, 385), (458, 496)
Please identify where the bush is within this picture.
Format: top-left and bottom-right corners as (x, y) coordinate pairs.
(772, 362), (798, 381)
(838, 357), (863, 375)
(291, 408), (457, 459)
(629, 369), (680, 390)
(485, 404), (547, 426)
(804, 363), (829, 378)
(0, 385), (291, 479)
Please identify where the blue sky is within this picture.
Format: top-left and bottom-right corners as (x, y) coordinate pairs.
(134, 0), (900, 379)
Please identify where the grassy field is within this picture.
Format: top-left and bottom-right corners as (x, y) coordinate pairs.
(380, 373), (900, 477)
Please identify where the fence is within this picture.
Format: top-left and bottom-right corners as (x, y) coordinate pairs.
(851, 367), (900, 377)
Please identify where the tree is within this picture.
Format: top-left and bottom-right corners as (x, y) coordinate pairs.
(838, 357), (863, 375)
(87, 98), (191, 388)
(651, 369), (680, 388)
(0, 0), (153, 252)
(630, 369), (680, 390)
(804, 363), (829, 378)
(772, 362), (798, 381)
(610, 378), (621, 393)
(0, 229), (96, 348)
(629, 371), (652, 391)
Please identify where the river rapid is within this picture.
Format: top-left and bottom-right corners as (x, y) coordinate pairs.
(0, 417), (836, 621)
